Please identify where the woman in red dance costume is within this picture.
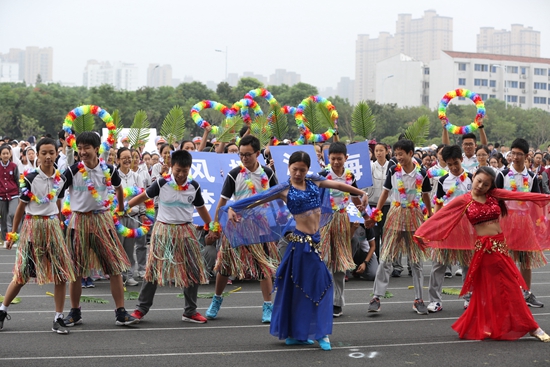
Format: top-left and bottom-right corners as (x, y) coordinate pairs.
(415, 166), (550, 342)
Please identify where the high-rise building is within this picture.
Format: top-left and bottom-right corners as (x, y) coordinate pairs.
(336, 77), (355, 104)
(147, 64), (172, 87)
(355, 10), (452, 103)
(242, 71), (268, 85)
(269, 69), (301, 87)
(0, 61), (20, 82)
(477, 24), (540, 57)
(0, 46), (53, 83)
(83, 60), (139, 91)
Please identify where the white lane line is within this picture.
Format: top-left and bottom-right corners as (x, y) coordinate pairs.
(0, 339), (481, 360)
(2, 313), (550, 334)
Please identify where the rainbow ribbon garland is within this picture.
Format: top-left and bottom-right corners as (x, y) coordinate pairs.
(427, 167), (448, 179)
(63, 105), (116, 154)
(293, 95), (338, 145)
(433, 171), (468, 205)
(20, 169), (62, 204)
(112, 186), (155, 238)
(190, 100), (237, 135)
(438, 89), (486, 135)
(232, 98), (263, 124)
(393, 162), (428, 216)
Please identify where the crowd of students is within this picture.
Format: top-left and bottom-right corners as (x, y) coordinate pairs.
(0, 121), (549, 346)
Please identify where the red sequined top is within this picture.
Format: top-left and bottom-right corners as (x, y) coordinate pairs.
(465, 195), (501, 225)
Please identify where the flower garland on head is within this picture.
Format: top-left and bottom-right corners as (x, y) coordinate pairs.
(240, 164), (269, 195)
(78, 159), (114, 209)
(434, 171), (469, 205)
(508, 170), (529, 192)
(325, 164), (353, 212)
(163, 173), (193, 191)
(393, 162), (428, 216)
(19, 169), (62, 204)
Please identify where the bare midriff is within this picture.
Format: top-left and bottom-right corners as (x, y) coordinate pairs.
(294, 207), (321, 235)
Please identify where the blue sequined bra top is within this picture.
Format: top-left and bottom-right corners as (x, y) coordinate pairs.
(287, 179), (321, 215)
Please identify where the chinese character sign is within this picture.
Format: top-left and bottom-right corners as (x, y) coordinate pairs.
(323, 141), (372, 189)
(270, 145), (321, 182)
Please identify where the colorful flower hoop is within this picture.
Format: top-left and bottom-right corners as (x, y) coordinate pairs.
(293, 95), (338, 145)
(244, 88), (279, 108)
(112, 186), (155, 238)
(438, 89), (486, 135)
(232, 98), (263, 124)
(270, 105), (296, 146)
(63, 105), (115, 154)
(190, 100), (237, 135)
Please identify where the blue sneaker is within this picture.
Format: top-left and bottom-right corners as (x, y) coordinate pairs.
(317, 336), (331, 351)
(63, 308), (83, 327)
(262, 302), (273, 323)
(206, 295), (223, 319)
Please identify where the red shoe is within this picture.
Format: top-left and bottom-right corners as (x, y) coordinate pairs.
(227, 279), (233, 285)
(130, 310), (145, 320)
(182, 312), (207, 324)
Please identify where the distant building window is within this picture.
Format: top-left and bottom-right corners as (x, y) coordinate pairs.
(474, 79), (488, 86)
(521, 67), (527, 75)
(534, 82), (547, 90)
(458, 63), (467, 71)
(519, 82), (525, 89)
(491, 65), (497, 73)
(534, 68), (547, 76)
(507, 81), (518, 88)
(519, 96), (526, 104)
(490, 80), (496, 88)
(507, 95), (518, 103)
(534, 97), (547, 104)
(489, 94), (496, 99)
(423, 82), (430, 88)
(474, 64), (488, 72)
(424, 68), (430, 75)
(458, 78), (466, 86)
(507, 66), (518, 73)
(480, 94), (488, 100)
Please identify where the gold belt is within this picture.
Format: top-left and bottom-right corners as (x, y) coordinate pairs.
(287, 233), (321, 252)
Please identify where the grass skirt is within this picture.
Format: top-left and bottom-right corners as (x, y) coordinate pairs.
(320, 211), (355, 273)
(214, 236), (279, 280)
(145, 222), (207, 288)
(270, 230), (333, 341)
(511, 250), (547, 270)
(430, 249), (473, 267)
(453, 233), (538, 340)
(14, 216), (75, 285)
(67, 211), (130, 277)
(380, 206), (425, 263)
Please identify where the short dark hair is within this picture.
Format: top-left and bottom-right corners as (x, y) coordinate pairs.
(36, 137), (57, 153)
(76, 132), (101, 148)
(288, 150), (311, 168)
(116, 147), (130, 159)
(58, 130), (66, 141)
(171, 149), (192, 168)
(239, 135), (260, 152)
(436, 144), (447, 154)
(476, 145), (491, 156)
(239, 125), (249, 138)
(141, 152), (151, 159)
(328, 141), (347, 156)
(462, 133), (476, 142)
(441, 145), (463, 162)
(179, 140), (193, 149)
(510, 138), (529, 154)
(159, 143), (174, 154)
(393, 139), (414, 154)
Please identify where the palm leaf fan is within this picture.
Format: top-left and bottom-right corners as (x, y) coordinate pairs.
(403, 115), (430, 147)
(160, 105), (185, 147)
(128, 110), (151, 149)
(268, 103), (288, 140)
(216, 116), (244, 143)
(251, 115), (271, 147)
(316, 101), (336, 129)
(111, 109), (124, 142)
(303, 101), (324, 134)
(72, 113), (95, 133)
(351, 101), (376, 139)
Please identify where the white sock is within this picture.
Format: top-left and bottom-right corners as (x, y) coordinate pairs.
(0, 304), (8, 312)
(263, 301), (272, 305)
(55, 312), (63, 321)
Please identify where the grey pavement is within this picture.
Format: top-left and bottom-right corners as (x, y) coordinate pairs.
(0, 250), (548, 367)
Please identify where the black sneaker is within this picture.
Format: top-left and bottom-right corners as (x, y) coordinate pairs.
(333, 305), (343, 317)
(52, 317), (69, 334)
(444, 271), (453, 279)
(0, 310), (11, 331)
(63, 308), (83, 327)
(413, 299), (429, 315)
(525, 291), (544, 308)
(115, 307), (139, 326)
(368, 297), (381, 312)
(391, 270), (401, 277)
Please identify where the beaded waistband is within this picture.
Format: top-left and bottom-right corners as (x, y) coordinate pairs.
(73, 210), (107, 215)
(474, 235), (509, 255)
(287, 232), (321, 252)
(25, 214), (57, 220)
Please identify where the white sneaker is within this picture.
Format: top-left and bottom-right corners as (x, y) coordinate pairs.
(137, 271), (146, 279)
(463, 299), (470, 309)
(427, 302), (443, 312)
(455, 268), (462, 277)
(126, 277), (139, 286)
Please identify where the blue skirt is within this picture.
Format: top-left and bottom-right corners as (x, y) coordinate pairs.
(270, 230), (333, 341)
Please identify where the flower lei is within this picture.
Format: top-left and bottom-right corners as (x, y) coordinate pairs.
(162, 173), (193, 191)
(325, 165), (353, 211)
(508, 170), (529, 192)
(19, 168), (62, 204)
(438, 89), (485, 135)
(63, 105), (115, 154)
(5, 232), (19, 242)
(112, 186), (155, 238)
(209, 221), (221, 233)
(427, 167), (447, 179)
(434, 171), (468, 205)
(240, 164), (269, 195)
(78, 159), (114, 208)
(393, 162), (428, 216)
(293, 95), (338, 145)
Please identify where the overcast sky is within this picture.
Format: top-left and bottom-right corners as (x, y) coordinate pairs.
(1, 0), (549, 89)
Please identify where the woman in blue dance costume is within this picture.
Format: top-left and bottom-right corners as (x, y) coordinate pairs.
(220, 151), (368, 351)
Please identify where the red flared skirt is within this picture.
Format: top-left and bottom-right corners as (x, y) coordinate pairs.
(453, 233), (539, 341)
